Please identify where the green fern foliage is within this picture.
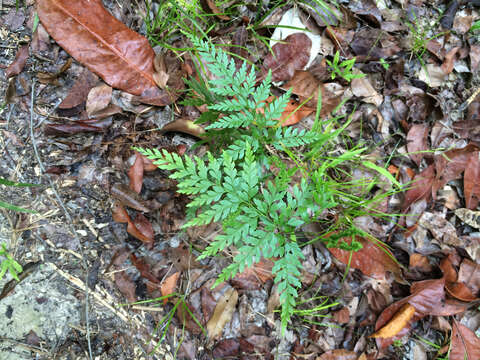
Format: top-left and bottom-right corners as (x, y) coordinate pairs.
(134, 36), (362, 333)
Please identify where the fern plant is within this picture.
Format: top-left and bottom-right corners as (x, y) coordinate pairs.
(134, 37), (382, 332)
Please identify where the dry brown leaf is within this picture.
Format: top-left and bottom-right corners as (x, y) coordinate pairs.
(206, 287), (238, 341)
(37, 0), (182, 105)
(328, 237), (401, 280)
(153, 53), (169, 89)
(351, 75), (383, 106)
(111, 183), (150, 212)
(450, 320), (480, 360)
(161, 272), (180, 304)
(371, 303), (416, 339)
(6, 44), (29, 78)
(406, 124), (429, 167)
(202, 0), (230, 20)
(316, 349), (358, 360)
(86, 84), (112, 117)
(160, 118), (206, 138)
(262, 33), (312, 82)
(128, 153), (144, 194)
(464, 151), (480, 209)
(58, 68), (99, 111)
(284, 70), (343, 117)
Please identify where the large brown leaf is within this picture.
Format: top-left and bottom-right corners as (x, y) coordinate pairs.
(328, 237), (401, 280)
(37, 0), (179, 105)
(261, 33), (312, 82)
(450, 320), (480, 360)
(374, 278), (467, 348)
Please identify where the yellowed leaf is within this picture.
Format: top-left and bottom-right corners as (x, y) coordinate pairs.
(206, 287), (238, 341)
(371, 303), (416, 339)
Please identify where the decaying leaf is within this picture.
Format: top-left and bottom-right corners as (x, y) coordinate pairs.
(6, 44), (29, 78)
(328, 237), (402, 280)
(374, 278), (467, 348)
(37, 0), (183, 105)
(207, 287), (238, 341)
(262, 33), (312, 82)
(86, 84), (112, 117)
(58, 67), (99, 112)
(284, 70), (344, 117)
(153, 53), (169, 89)
(161, 272), (180, 304)
(111, 183), (150, 212)
(232, 258), (274, 290)
(111, 202), (154, 245)
(128, 152), (144, 194)
(450, 320), (480, 360)
(261, 96), (314, 126)
(44, 117), (112, 136)
(160, 118), (206, 138)
(406, 124), (430, 167)
(371, 303), (416, 339)
(316, 349), (358, 360)
(201, 0), (230, 20)
(464, 151), (480, 209)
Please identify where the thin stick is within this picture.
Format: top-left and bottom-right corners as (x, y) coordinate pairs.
(29, 81), (93, 360)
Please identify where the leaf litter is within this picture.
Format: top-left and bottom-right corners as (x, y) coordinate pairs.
(2, 0), (480, 358)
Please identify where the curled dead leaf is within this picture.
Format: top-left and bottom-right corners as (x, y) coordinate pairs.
(371, 303), (416, 339)
(160, 118), (206, 138)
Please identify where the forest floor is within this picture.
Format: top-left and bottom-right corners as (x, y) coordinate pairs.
(1, 0), (480, 359)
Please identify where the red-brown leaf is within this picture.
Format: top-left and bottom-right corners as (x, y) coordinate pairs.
(406, 124), (429, 167)
(450, 320), (480, 360)
(6, 44), (29, 78)
(131, 213), (154, 245)
(375, 278), (467, 348)
(58, 68), (99, 110)
(464, 151), (480, 209)
(433, 144), (480, 195)
(128, 153), (144, 194)
(402, 164), (435, 211)
(262, 33), (312, 82)
(43, 117), (112, 136)
(317, 349), (358, 360)
(328, 237), (401, 279)
(37, 0), (179, 105)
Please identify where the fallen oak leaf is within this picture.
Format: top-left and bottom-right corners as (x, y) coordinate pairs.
(370, 303), (416, 339)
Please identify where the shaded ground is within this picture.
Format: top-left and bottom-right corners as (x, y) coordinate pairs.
(1, 0), (480, 359)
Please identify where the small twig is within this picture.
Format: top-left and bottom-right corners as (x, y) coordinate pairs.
(29, 81), (93, 360)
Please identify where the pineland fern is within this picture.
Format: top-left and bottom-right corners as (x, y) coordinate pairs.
(134, 36), (363, 332)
